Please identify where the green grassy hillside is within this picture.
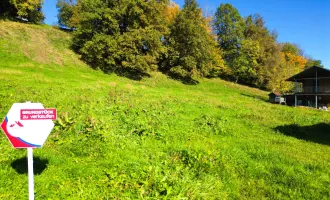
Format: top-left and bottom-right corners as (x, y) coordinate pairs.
(0, 21), (330, 199)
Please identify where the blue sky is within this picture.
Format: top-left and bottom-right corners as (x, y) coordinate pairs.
(43, 0), (330, 68)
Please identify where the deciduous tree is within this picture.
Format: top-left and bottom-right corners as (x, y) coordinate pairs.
(161, 0), (226, 78)
(73, 0), (169, 75)
(56, 0), (80, 28)
(243, 14), (281, 88)
(9, 0), (44, 23)
(305, 58), (323, 68)
(214, 4), (244, 67)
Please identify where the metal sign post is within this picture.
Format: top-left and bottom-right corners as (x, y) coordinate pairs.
(28, 148), (34, 200)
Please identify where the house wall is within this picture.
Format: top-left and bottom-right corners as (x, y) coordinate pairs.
(319, 79), (330, 93)
(285, 94), (330, 107)
(302, 79), (330, 93)
(302, 80), (313, 93)
(284, 95), (294, 106)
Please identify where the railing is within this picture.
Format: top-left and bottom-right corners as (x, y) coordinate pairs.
(294, 86), (330, 94)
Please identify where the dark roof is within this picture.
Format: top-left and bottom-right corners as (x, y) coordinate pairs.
(286, 66), (330, 82)
(269, 92), (282, 96)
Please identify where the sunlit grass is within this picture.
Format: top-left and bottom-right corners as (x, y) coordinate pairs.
(0, 21), (330, 199)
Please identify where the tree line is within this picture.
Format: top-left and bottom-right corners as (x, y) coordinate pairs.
(1, 0), (323, 92)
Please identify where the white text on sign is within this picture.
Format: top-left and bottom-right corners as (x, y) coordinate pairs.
(20, 109), (57, 120)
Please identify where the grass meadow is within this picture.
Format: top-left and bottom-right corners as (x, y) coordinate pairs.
(0, 21), (330, 199)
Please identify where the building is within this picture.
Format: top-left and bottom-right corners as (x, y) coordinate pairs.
(269, 92), (286, 104)
(286, 66), (330, 108)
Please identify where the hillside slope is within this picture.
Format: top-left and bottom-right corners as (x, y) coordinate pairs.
(0, 21), (330, 199)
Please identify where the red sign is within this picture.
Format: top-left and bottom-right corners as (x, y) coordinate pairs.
(20, 109), (57, 120)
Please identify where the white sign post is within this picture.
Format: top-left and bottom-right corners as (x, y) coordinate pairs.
(28, 148), (34, 200)
(1, 102), (56, 200)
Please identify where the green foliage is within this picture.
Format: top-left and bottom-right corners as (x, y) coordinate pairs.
(7, 0), (44, 23)
(231, 39), (260, 83)
(73, 0), (168, 75)
(0, 0), (16, 18)
(243, 14), (281, 89)
(214, 3), (244, 66)
(56, 0), (321, 94)
(280, 42), (303, 56)
(161, 0), (226, 78)
(214, 7), (281, 88)
(264, 42), (308, 92)
(1, 22), (330, 199)
(56, 0), (78, 28)
(305, 58), (324, 69)
(213, 5), (314, 92)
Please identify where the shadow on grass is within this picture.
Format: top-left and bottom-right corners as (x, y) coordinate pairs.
(274, 123), (330, 146)
(70, 43), (151, 81)
(11, 156), (49, 175)
(75, 59), (152, 81)
(240, 93), (268, 102)
(162, 71), (199, 85)
(114, 68), (151, 81)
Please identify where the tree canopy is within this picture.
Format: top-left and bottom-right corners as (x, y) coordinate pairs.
(1, 0), (320, 92)
(160, 0), (226, 79)
(214, 4), (244, 67)
(71, 0), (169, 78)
(213, 4), (319, 92)
(54, 1), (321, 91)
(0, 0), (44, 23)
(56, 0), (79, 28)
